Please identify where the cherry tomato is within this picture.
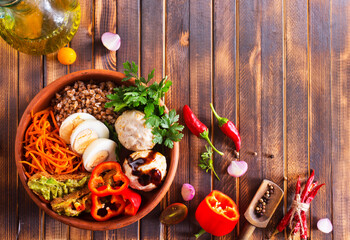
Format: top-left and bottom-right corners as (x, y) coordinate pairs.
(57, 47), (76, 65)
(160, 203), (188, 225)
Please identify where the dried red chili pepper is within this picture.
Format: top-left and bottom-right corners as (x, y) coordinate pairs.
(210, 103), (241, 152)
(293, 183), (325, 235)
(272, 171), (324, 239)
(300, 169), (314, 202)
(183, 105), (223, 155)
(275, 177), (301, 233)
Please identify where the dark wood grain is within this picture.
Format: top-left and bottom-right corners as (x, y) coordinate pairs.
(17, 54), (43, 239)
(331, 0), (350, 239)
(94, 0), (116, 70)
(67, 1), (95, 238)
(238, 0), (263, 239)
(284, 0), (309, 239)
(105, 0), (140, 239)
(309, 0), (332, 239)
(70, 0), (94, 72)
(0, 0), (349, 239)
(0, 40), (18, 240)
(43, 35), (69, 240)
(260, 0), (284, 238)
(177, 1), (214, 240)
(116, 0), (140, 70)
(164, 0), (191, 238)
(212, 0), (237, 239)
(139, 0), (164, 239)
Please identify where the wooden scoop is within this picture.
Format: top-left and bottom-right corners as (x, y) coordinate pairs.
(238, 179), (284, 240)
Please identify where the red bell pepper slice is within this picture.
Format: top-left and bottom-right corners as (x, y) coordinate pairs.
(91, 194), (126, 221)
(88, 161), (129, 197)
(195, 190), (240, 237)
(120, 188), (142, 216)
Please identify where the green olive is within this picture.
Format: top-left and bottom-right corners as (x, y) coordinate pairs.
(160, 203), (188, 225)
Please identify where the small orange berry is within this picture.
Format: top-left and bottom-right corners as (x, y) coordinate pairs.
(57, 47), (77, 65)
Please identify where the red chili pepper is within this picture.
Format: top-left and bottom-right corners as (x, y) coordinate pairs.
(210, 103), (241, 152)
(195, 190), (239, 237)
(183, 105), (224, 155)
(300, 211), (308, 240)
(293, 183), (325, 235)
(273, 171), (324, 239)
(90, 194), (126, 221)
(300, 169), (314, 202)
(275, 177), (301, 233)
(88, 161), (129, 197)
(120, 188), (142, 216)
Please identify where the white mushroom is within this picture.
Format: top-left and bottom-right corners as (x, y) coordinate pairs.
(70, 120), (109, 154)
(83, 138), (117, 172)
(59, 113), (96, 144)
(115, 110), (155, 151)
(123, 150), (167, 192)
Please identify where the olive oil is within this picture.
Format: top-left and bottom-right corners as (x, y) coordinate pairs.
(0, 0), (80, 55)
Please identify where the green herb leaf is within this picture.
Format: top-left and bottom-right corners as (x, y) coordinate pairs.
(199, 146), (220, 180)
(105, 61), (184, 148)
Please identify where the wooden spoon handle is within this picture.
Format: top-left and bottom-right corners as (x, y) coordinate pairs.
(238, 223), (256, 240)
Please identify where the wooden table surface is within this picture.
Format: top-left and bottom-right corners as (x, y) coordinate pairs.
(1, 0), (349, 239)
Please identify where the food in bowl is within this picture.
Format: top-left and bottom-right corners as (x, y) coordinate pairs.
(52, 81), (118, 126)
(19, 62), (183, 225)
(123, 150), (167, 192)
(115, 110), (156, 151)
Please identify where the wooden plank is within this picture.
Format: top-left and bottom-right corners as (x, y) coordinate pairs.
(164, 0), (190, 239)
(168, 1), (213, 239)
(17, 53), (43, 239)
(331, 0), (350, 239)
(70, 0), (94, 72)
(238, 0), (262, 239)
(139, 0), (164, 239)
(105, 0), (140, 239)
(212, 0), (237, 239)
(284, 0), (309, 239)
(43, 47), (69, 240)
(0, 40), (18, 240)
(116, 0), (140, 70)
(260, 0), (284, 238)
(94, 0), (116, 70)
(68, 0), (94, 238)
(309, 0), (332, 239)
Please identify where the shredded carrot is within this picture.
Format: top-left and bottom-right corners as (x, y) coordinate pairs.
(22, 108), (84, 176)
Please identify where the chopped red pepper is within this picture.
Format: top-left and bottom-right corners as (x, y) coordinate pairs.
(88, 161), (129, 197)
(195, 190), (239, 237)
(90, 194), (126, 221)
(120, 188), (142, 216)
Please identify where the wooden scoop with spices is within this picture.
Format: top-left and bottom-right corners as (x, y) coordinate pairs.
(238, 179), (284, 240)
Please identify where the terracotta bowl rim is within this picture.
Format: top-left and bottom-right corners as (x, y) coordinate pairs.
(15, 69), (179, 231)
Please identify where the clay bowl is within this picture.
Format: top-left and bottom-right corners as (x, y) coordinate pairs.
(15, 69), (179, 230)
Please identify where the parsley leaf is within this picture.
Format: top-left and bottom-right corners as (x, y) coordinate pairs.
(199, 146), (220, 180)
(105, 61), (184, 148)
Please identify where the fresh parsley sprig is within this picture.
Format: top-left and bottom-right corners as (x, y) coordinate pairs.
(105, 61), (184, 148)
(199, 146), (220, 180)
